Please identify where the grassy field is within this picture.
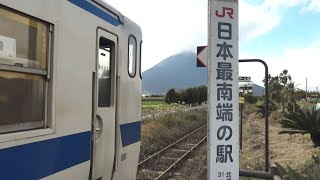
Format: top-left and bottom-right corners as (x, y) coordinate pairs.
(239, 103), (319, 179)
(142, 97), (170, 114)
(140, 98), (320, 179)
(140, 107), (207, 161)
(177, 103), (320, 179)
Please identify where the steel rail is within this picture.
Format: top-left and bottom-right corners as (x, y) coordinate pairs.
(138, 123), (207, 166)
(155, 136), (207, 180)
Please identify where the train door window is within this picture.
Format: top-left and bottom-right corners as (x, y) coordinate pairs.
(128, 35), (137, 77)
(0, 6), (50, 133)
(139, 41), (142, 79)
(98, 37), (114, 107)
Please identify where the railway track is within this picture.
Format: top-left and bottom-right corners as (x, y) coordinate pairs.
(137, 124), (207, 180)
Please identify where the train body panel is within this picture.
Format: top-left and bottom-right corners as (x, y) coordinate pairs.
(0, 0), (142, 179)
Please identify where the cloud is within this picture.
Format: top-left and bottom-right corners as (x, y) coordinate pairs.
(240, 37), (320, 91)
(262, 0), (307, 9)
(239, 0), (318, 42)
(107, 0), (286, 71)
(239, 1), (281, 42)
(105, 0), (319, 72)
(270, 39), (320, 91)
(302, 0), (320, 12)
(105, 0), (207, 71)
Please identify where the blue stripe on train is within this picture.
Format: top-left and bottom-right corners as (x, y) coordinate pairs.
(120, 121), (141, 147)
(0, 121), (140, 179)
(0, 131), (91, 180)
(68, 0), (121, 26)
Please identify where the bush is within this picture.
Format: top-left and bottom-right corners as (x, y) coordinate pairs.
(276, 163), (320, 180)
(164, 86), (207, 105)
(165, 88), (177, 103)
(255, 100), (277, 117)
(279, 107), (320, 147)
(286, 102), (301, 112)
(244, 94), (259, 104)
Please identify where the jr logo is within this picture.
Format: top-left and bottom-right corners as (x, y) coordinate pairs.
(215, 7), (234, 19)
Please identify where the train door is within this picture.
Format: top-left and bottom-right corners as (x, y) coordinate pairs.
(92, 29), (117, 180)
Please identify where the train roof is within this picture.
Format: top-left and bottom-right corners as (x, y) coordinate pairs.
(91, 0), (124, 24)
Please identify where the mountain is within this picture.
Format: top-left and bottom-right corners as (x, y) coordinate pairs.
(142, 51), (264, 96)
(253, 84), (265, 96)
(142, 51), (207, 95)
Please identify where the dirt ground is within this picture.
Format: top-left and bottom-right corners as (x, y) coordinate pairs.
(241, 111), (319, 173)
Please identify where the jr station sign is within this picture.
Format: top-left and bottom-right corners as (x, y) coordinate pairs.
(208, 0), (239, 180)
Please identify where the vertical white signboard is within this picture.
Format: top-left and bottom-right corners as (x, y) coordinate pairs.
(208, 0), (239, 180)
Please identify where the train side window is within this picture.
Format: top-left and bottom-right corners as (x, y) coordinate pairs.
(98, 37), (114, 107)
(128, 35), (137, 77)
(0, 7), (48, 70)
(0, 6), (50, 134)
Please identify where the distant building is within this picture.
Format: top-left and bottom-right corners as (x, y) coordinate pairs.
(239, 82), (253, 95)
(239, 76), (253, 95)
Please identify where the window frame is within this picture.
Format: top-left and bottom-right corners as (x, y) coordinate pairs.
(97, 36), (114, 108)
(128, 35), (137, 78)
(0, 5), (50, 72)
(139, 41), (142, 79)
(0, 5), (52, 135)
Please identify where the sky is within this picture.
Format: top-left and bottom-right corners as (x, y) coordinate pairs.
(105, 0), (320, 91)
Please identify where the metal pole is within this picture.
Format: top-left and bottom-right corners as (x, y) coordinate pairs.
(240, 103), (243, 150)
(239, 59), (269, 173)
(306, 78), (308, 100)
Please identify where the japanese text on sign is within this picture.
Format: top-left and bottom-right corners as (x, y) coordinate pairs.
(208, 0), (239, 179)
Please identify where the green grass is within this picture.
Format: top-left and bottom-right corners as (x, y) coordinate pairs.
(142, 99), (169, 109)
(142, 98), (170, 115)
(139, 108), (207, 161)
(141, 96), (164, 101)
(141, 97), (189, 116)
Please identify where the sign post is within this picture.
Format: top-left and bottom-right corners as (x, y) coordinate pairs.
(208, 0), (239, 179)
(197, 46), (208, 67)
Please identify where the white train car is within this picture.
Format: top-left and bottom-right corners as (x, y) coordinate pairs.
(0, 0), (142, 179)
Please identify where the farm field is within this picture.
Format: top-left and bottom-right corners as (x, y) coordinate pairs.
(141, 97), (172, 116)
(141, 97), (204, 120)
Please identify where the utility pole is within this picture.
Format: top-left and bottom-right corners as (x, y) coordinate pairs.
(306, 77), (308, 100)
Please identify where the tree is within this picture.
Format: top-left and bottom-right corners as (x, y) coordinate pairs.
(279, 69), (291, 86)
(279, 69), (292, 110)
(165, 89), (177, 104)
(165, 86), (208, 105)
(268, 75), (282, 104)
(244, 94), (259, 104)
(264, 69), (296, 111)
(285, 82), (297, 112)
(197, 86), (207, 104)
